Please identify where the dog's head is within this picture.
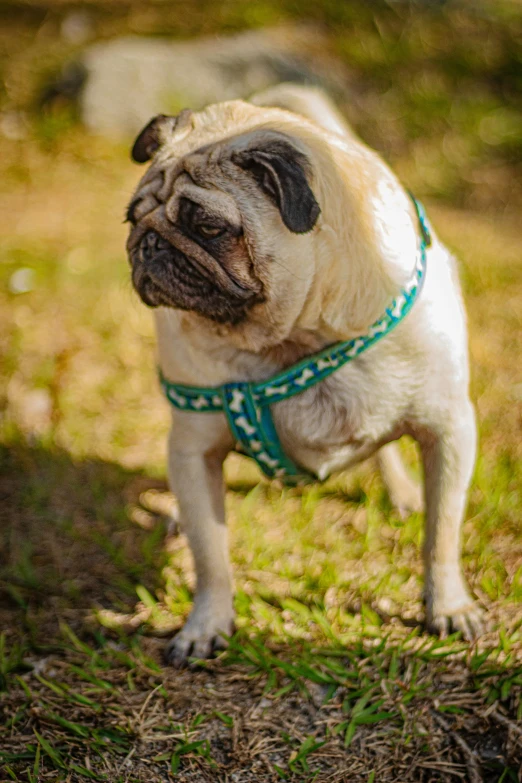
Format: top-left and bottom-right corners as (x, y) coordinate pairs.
(126, 99), (419, 349)
(126, 101), (327, 346)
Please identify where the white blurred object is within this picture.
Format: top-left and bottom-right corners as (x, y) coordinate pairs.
(9, 267), (35, 294)
(80, 27), (346, 137)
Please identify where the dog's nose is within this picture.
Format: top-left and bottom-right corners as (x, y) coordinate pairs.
(140, 230), (171, 263)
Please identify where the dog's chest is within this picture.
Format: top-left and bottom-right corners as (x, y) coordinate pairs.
(155, 311), (412, 479)
(271, 362), (404, 479)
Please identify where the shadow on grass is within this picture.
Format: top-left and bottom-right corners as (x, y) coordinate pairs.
(0, 440), (170, 644)
(0, 438), (516, 650)
(1, 442), (521, 782)
(2, 440), (374, 644)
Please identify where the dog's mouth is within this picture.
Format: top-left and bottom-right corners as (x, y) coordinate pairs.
(127, 212), (262, 324)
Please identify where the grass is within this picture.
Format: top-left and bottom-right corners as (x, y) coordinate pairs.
(1, 2), (522, 781)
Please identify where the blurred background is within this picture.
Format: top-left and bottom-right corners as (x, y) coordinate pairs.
(0, 3), (521, 780)
(2, 0), (522, 209)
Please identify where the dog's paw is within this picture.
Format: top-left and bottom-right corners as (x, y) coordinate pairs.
(165, 599), (235, 668)
(426, 600), (485, 641)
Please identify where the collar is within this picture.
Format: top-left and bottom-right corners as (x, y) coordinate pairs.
(160, 197), (431, 483)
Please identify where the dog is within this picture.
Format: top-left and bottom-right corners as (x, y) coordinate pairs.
(126, 84), (484, 666)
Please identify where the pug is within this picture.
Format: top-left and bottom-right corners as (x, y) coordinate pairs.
(126, 84), (484, 666)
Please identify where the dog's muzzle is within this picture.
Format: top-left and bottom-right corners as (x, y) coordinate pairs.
(128, 218), (260, 323)
(133, 229), (216, 306)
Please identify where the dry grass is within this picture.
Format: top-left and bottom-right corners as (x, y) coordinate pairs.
(1, 627), (521, 782)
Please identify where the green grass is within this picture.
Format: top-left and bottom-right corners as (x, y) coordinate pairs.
(1, 2), (522, 780)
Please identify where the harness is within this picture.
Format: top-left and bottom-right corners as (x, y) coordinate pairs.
(160, 197), (431, 484)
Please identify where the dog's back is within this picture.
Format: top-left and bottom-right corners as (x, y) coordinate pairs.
(250, 82), (356, 140)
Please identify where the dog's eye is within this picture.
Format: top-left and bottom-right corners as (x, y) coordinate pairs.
(195, 224), (225, 239)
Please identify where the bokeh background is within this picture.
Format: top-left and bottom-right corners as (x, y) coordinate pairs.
(0, 2), (521, 782)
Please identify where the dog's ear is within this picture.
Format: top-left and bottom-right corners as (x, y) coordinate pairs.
(131, 110), (194, 163)
(131, 115), (173, 163)
(232, 137), (320, 234)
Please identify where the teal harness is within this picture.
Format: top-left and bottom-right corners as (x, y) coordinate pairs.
(161, 198), (431, 484)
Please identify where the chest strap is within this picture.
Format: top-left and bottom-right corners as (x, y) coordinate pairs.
(161, 197), (431, 484)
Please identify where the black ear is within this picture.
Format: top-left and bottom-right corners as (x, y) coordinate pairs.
(232, 138), (320, 234)
(131, 111), (194, 163)
(131, 115), (170, 163)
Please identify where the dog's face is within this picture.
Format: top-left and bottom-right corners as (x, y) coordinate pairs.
(126, 101), (322, 343)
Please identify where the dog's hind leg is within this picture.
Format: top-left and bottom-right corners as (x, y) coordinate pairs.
(377, 442), (424, 517)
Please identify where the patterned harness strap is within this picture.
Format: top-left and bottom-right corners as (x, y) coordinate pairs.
(161, 197), (432, 484)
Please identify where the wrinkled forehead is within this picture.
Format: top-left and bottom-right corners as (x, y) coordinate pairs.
(168, 179), (242, 225)
(139, 101), (254, 179)
(135, 163), (243, 227)
(134, 144), (235, 224)
(133, 105), (259, 220)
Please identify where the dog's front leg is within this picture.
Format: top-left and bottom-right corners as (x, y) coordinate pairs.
(419, 400), (484, 640)
(165, 441), (234, 667)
